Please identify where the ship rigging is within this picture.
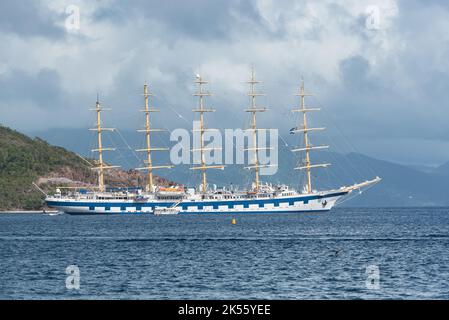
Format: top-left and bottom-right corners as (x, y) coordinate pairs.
(45, 69), (381, 215)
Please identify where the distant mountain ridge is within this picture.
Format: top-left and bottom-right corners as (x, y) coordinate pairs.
(435, 161), (449, 175)
(407, 162), (449, 175)
(29, 128), (449, 207)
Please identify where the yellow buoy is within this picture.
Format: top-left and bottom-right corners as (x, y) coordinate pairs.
(232, 218), (237, 225)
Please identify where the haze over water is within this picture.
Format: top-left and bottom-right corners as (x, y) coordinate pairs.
(0, 208), (448, 299)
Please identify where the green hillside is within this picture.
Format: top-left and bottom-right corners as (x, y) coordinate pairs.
(0, 125), (173, 211)
(0, 125), (96, 210)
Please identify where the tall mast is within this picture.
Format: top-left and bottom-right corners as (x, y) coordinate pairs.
(89, 97), (119, 192)
(245, 67), (267, 191)
(190, 74), (224, 194)
(292, 80), (330, 194)
(136, 83), (172, 192)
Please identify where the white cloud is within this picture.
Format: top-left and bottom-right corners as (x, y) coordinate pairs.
(2, 0), (449, 164)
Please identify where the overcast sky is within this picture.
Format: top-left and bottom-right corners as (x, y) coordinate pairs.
(1, 0), (449, 166)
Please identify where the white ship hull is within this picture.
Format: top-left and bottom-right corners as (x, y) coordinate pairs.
(45, 190), (347, 215)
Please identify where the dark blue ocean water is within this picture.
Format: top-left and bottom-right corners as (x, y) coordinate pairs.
(0, 208), (448, 300)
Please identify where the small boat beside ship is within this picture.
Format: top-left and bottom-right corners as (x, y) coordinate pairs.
(45, 70), (380, 215)
(153, 202), (182, 215)
(44, 210), (63, 216)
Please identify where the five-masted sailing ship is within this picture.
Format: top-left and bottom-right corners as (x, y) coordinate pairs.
(45, 70), (380, 215)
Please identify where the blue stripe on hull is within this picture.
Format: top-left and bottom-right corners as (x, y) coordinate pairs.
(63, 209), (331, 215)
(46, 191), (347, 211)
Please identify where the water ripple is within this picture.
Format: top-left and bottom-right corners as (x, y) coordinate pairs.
(1, 207), (449, 300)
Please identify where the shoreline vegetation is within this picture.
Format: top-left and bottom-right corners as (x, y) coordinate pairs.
(0, 125), (171, 211)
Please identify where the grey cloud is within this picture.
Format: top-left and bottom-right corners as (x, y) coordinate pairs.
(0, 69), (64, 109)
(0, 0), (65, 38)
(94, 0), (268, 40)
(339, 55), (371, 89)
(2, 0), (449, 166)
(399, 0), (449, 11)
(329, 51), (448, 147)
